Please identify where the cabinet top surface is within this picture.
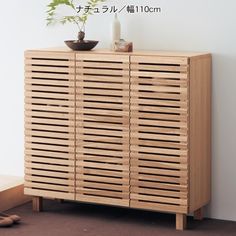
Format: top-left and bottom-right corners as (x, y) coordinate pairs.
(26, 47), (210, 58)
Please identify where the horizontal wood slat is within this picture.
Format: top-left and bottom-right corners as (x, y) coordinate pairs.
(131, 179), (188, 191)
(131, 200), (188, 214)
(131, 64), (188, 72)
(25, 156), (74, 165)
(24, 188), (74, 201)
(25, 78), (74, 87)
(130, 55), (189, 213)
(25, 72), (73, 80)
(131, 55), (188, 65)
(80, 61), (129, 69)
(76, 54), (129, 63)
(25, 168), (74, 178)
(76, 195), (129, 207)
(25, 181), (73, 192)
(78, 68), (129, 76)
(131, 71), (188, 79)
(25, 51), (74, 60)
(25, 59), (74, 66)
(25, 91), (75, 100)
(26, 65), (74, 73)
(25, 149), (74, 160)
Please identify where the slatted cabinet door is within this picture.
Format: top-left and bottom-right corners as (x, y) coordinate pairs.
(130, 55), (189, 213)
(24, 51), (76, 200)
(76, 54), (130, 206)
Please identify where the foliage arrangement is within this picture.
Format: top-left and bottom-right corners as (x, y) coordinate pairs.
(46, 0), (106, 32)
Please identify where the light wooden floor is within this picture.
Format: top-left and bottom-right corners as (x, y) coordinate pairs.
(0, 175), (30, 212)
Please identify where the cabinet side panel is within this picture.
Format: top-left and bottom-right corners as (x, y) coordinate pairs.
(189, 55), (212, 212)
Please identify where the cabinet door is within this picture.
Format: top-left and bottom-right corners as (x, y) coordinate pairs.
(24, 51), (76, 200)
(130, 55), (189, 213)
(76, 54), (130, 207)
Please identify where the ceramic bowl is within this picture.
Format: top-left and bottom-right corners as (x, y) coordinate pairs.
(65, 40), (99, 51)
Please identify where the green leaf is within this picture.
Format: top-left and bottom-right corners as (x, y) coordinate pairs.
(46, 0), (107, 27)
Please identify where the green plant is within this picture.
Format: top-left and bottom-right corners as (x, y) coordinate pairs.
(46, 0), (106, 33)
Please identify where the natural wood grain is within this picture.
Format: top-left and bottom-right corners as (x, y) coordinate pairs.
(130, 55), (188, 65)
(24, 50), (76, 201)
(25, 188), (74, 200)
(25, 51), (74, 60)
(76, 53), (129, 62)
(131, 63), (188, 72)
(130, 55), (189, 215)
(76, 195), (129, 207)
(32, 196), (43, 212)
(189, 55), (212, 212)
(131, 201), (188, 214)
(176, 213), (187, 230)
(24, 49), (211, 231)
(76, 54), (130, 205)
(26, 48), (210, 58)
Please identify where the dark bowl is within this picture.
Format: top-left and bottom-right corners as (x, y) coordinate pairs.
(65, 40), (99, 51)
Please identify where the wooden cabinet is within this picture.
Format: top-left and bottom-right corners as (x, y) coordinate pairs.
(24, 48), (211, 230)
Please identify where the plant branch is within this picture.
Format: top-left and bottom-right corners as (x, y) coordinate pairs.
(46, 0), (107, 30)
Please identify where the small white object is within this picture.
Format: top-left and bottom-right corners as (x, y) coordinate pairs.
(111, 13), (121, 50)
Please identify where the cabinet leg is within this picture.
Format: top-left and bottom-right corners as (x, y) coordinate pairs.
(194, 208), (204, 220)
(176, 213), (187, 230)
(32, 197), (43, 212)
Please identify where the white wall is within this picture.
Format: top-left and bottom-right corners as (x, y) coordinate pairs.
(0, 0), (235, 221)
